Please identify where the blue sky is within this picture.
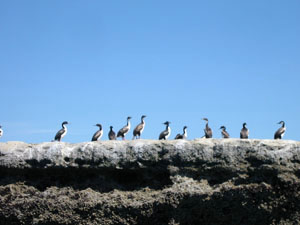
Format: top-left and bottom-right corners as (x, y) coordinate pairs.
(0, 0), (299, 143)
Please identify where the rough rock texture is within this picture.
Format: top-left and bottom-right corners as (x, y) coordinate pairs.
(1, 139), (300, 225)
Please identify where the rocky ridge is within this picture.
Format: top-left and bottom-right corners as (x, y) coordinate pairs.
(0, 139), (300, 225)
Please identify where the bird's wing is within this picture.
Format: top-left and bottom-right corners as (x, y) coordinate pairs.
(206, 127), (213, 138)
(175, 134), (182, 139)
(222, 130), (230, 138)
(109, 131), (116, 140)
(240, 128), (248, 138)
(134, 123), (144, 133)
(92, 130), (101, 141)
(118, 126), (129, 136)
(278, 127), (285, 135)
(133, 123), (145, 136)
(55, 128), (64, 140)
(159, 130), (168, 139)
(275, 127), (285, 138)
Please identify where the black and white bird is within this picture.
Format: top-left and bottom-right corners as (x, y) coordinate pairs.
(133, 115), (146, 140)
(108, 126), (116, 140)
(203, 118), (213, 138)
(117, 116), (132, 140)
(91, 124), (103, 141)
(0, 125), (3, 139)
(274, 121), (286, 139)
(175, 126), (187, 139)
(54, 121), (68, 142)
(220, 126), (230, 138)
(240, 123), (249, 139)
(159, 121), (171, 140)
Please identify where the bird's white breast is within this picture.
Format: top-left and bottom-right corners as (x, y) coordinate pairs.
(183, 130), (187, 139)
(61, 127), (67, 138)
(281, 127), (286, 137)
(140, 122), (145, 134)
(165, 127), (171, 139)
(124, 122), (131, 135)
(98, 130), (103, 140)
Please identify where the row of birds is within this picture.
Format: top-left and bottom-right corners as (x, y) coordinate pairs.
(0, 116), (286, 141)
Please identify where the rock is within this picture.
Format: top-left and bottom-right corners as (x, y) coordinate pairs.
(0, 139), (300, 225)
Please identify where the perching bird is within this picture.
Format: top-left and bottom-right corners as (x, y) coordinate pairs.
(117, 116), (132, 140)
(133, 115), (146, 139)
(91, 124), (103, 141)
(0, 125), (3, 139)
(159, 121), (171, 140)
(175, 126), (188, 139)
(54, 121), (68, 142)
(203, 118), (213, 138)
(274, 121), (286, 139)
(220, 126), (230, 138)
(240, 123), (249, 139)
(108, 126), (116, 140)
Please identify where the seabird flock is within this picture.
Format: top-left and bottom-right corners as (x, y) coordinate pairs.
(0, 117), (287, 142)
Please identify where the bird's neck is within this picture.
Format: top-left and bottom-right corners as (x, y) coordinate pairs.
(183, 128), (187, 137)
(141, 118), (145, 124)
(166, 125), (170, 131)
(127, 120), (131, 128)
(282, 122), (285, 128)
(99, 126), (102, 130)
(62, 124), (67, 130)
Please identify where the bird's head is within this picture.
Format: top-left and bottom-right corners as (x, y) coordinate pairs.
(110, 126), (113, 129)
(163, 121), (170, 125)
(141, 115), (146, 119)
(95, 124), (102, 128)
(127, 116), (132, 120)
(220, 126), (226, 130)
(62, 121), (69, 125)
(243, 122), (247, 127)
(202, 118), (208, 122)
(278, 121), (285, 125)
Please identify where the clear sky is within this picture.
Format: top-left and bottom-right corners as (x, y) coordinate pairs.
(0, 0), (299, 143)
